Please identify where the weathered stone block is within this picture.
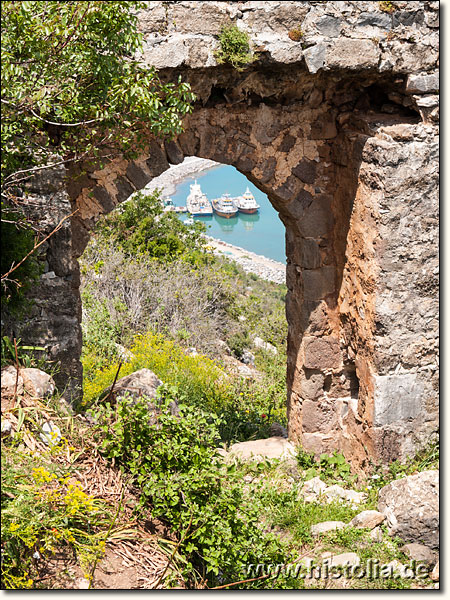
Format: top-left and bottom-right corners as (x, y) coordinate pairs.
(125, 163), (152, 190)
(316, 15), (342, 37)
(298, 195), (334, 238)
(92, 186), (115, 213)
(292, 158), (317, 184)
(164, 140), (184, 165)
(302, 266), (336, 301)
(405, 73), (439, 94)
(302, 398), (338, 433)
(303, 43), (327, 74)
(303, 335), (341, 370)
(300, 239), (321, 269)
(114, 176), (135, 202)
(373, 373), (424, 426)
(326, 39), (380, 70)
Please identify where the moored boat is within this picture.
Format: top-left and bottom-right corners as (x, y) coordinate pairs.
(186, 180), (213, 216)
(212, 193), (238, 218)
(236, 187), (260, 214)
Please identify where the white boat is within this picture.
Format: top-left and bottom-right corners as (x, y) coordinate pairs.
(236, 187), (260, 214)
(186, 180), (213, 216)
(212, 193), (238, 219)
(184, 217), (194, 225)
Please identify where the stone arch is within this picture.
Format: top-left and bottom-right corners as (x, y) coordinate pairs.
(11, 2), (439, 468)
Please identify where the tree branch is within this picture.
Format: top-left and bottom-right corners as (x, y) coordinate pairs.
(1, 208), (80, 282)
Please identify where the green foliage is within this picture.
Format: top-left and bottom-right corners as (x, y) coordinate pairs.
(1, 1), (194, 298)
(1, 1), (194, 187)
(95, 190), (209, 263)
(215, 25), (256, 71)
(1, 217), (42, 308)
(90, 391), (291, 587)
(379, 1), (396, 13)
(1, 336), (47, 369)
(296, 449), (357, 486)
(1, 446), (112, 589)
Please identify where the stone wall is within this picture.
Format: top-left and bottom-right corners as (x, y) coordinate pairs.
(5, 1), (439, 468)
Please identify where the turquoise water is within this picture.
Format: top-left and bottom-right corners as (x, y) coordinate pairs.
(171, 165), (286, 263)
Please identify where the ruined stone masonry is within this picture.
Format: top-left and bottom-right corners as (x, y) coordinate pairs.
(8, 1), (439, 468)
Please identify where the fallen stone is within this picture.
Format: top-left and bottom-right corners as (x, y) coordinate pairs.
(241, 350), (255, 366)
(303, 476), (327, 496)
(311, 521), (346, 536)
(350, 510), (386, 530)
(400, 543), (437, 568)
(21, 368), (55, 399)
(1, 365), (23, 397)
(430, 561), (439, 582)
(253, 336), (278, 354)
(1, 419), (12, 435)
(229, 437), (296, 461)
(303, 43), (327, 74)
(102, 368), (162, 403)
(324, 484), (366, 505)
(378, 470), (439, 549)
(369, 527), (383, 542)
(323, 552), (360, 568)
(40, 421), (62, 447)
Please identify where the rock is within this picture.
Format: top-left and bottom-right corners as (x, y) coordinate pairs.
(215, 447), (228, 458)
(303, 336), (341, 370)
(1, 420), (12, 435)
(350, 510), (386, 530)
(21, 368), (55, 399)
(39, 421), (62, 447)
(405, 73), (439, 94)
(378, 470), (439, 549)
(430, 561), (439, 582)
(326, 39), (380, 70)
(241, 350), (255, 366)
(369, 526), (383, 542)
(372, 373), (424, 426)
(324, 484), (366, 505)
(269, 422), (288, 438)
(253, 337), (278, 354)
(400, 543), (437, 568)
(303, 476), (327, 496)
(303, 43), (327, 74)
(102, 368), (162, 403)
(229, 437), (296, 461)
(324, 552), (360, 567)
(316, 15), (342, 38)
(311, 521), (346, 537)
(1, 365), (23, 397)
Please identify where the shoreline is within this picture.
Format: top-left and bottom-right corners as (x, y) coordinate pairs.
(143, 157), (220, 198)
(204, 236), (286, 285)
(144, 158), (286, 284)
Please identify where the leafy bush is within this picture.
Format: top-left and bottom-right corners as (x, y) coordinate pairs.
(296, 449), (357, 485)
(215, 25), (256, 71)
(90, 391), (291, 587)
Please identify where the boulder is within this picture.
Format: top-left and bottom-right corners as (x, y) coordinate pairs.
(269, 422), (288, 438)
(378, 470), (439, 549)
(400, 543), (437, 568)
(311, 521), (346, 537)
(1, 365), (23, 397)
(102, 368), (162, 403)
(350, 510), (385, 530)
(229, 437), (296, 461)
(21, 368), (55, 398)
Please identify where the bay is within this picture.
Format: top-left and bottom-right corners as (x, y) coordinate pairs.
(171, 164), (286, 263)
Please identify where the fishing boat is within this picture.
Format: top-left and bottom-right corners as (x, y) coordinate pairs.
(236, 187), (260, 214)
(186, 180), (213, 216)
(212, 193), (238, 219)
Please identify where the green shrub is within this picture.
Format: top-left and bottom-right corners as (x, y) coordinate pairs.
(90, 391), (291, 587)
(215, 25), (256, 71)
